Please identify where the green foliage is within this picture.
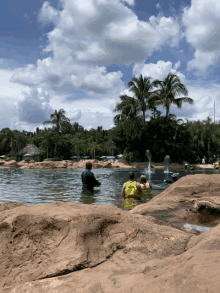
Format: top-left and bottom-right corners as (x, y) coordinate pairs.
(123, 151), (133, 163)
(24, 157), (31, 162)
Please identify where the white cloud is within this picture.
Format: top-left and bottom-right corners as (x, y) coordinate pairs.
(133, 60), (186, 83)
(38, 1), (60, 24)
(182, 0), (220, 71)
(9, 0), (182, 130)
(174, 61), (181, 70)
(15, 88), (53, 124)
(156, 3), (161, 10)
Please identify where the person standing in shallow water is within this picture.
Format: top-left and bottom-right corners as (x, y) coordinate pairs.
(121, 172), (143, 210)
(81, 162), (101, 192)
(140, 175), (152, 201)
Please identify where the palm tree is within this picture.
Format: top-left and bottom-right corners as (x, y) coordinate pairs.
(128, 75), (155, 125)
(43, 109), (70, 133)
(87, 143), (103, 160)
(72, 139), (86, 161)
(113, 95), (140, 125)
(150, 73), (194, 117)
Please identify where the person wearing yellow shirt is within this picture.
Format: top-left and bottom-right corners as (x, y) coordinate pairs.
(140, 175), (152, 201)
(121, 172), (143, 210)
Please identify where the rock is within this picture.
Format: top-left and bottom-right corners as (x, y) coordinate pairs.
(0, 202), (192, 293)
(4, 160), (17, 167)
(17, 161), (25, 167)
(131, 174), (220, 228)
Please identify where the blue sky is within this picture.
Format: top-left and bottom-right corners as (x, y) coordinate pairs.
(1, 0), (220, 131)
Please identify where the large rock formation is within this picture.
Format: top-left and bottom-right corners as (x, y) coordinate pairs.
(0, 174), (220, 292)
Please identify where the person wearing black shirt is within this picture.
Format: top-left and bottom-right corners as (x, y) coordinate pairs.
(81, 162), (101, 192)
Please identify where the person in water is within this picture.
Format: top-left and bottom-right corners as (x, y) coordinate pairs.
(81, 162), (101, 192)
(164, 173), (179, 183)
(140, 175), (152, 201)
(121, 171), (143, 210)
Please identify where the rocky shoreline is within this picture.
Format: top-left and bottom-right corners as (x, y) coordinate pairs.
(0, 159), (186, 169)
(0, 174), (220, 292)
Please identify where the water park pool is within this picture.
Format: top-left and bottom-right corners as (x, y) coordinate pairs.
(0, 167), (219, 208)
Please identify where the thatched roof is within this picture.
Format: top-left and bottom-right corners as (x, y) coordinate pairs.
(18, 144), (40, 156)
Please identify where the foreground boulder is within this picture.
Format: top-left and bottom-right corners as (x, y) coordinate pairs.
(0, 202), (190, 292)
(131, 174), (220, 229)
(1, 174), (220, 293)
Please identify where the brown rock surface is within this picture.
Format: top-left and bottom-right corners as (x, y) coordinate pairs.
(130, 174), (220, 228)
(4, 160), (17, 167)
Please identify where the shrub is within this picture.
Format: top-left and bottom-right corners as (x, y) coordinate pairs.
(123, 152), (133, 163)
(24, 157), (31, 162)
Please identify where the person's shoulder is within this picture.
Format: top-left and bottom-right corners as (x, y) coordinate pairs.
(136, 182), (142, 188)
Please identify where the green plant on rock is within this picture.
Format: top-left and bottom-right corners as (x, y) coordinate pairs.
(24, 157), (31, 163)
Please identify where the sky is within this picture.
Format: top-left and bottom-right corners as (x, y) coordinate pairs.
(1, 0), (220, 132)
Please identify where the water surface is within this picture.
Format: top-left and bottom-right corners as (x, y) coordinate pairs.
(0, 167), (218, 209)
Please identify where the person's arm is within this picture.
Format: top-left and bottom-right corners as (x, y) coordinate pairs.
(93, 174), (101, 187)
(121, 183), (126, 199)
(136, 183), (144, 199)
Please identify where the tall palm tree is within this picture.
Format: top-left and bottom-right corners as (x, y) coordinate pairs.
(113, 95), (140, 125)
(43, 109), (70, 133)
(150, 73), (194, 117)
(128, 75), (155, 125)
(87, 143), (103, 160)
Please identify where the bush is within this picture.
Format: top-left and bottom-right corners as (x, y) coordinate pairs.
(123, 152), (133, 163)
(24, 157), (31, 162)
(9, 157), (16, 161)
(48, 157), (63, 161)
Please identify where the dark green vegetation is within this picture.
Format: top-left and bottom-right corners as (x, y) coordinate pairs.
(0, 74), (219, 163)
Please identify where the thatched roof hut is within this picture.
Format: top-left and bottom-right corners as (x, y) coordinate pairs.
(18, 144), (40, 156)
(17, 144), (41, 162)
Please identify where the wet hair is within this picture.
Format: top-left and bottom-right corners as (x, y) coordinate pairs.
(140, 175), (147, 183)
(128, 171), (135, 180)
(86, 162), (92, 169)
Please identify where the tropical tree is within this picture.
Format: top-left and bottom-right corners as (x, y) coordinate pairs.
(113, 95), (139, 125)
(128, 74), (156, 125)
(87, 142), (103, 160)
(72, 138), (86, 161)
(43, 109), (70, 133)
(150, 73), (194, 117)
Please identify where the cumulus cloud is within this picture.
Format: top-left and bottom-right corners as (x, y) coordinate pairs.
(38, 1), (60, 24)
(15, 88), (53, 124)
(9, 0), (182, 129)
(133, 60), (186, 83)
(182, 0), (220, 72)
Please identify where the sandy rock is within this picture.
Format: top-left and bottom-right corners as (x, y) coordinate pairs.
(131, 174), (220, 228)
(4, 160), (17, 167)
(0, 202), (191, 293)
(53, 161), (68, 168)
(17, 161), (25, 167)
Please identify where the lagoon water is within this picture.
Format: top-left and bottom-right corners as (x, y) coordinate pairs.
(0, 167), (219, 209)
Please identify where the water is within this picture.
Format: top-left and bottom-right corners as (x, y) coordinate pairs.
(183, 223), (212, 232)
(0, 167), (219, 209)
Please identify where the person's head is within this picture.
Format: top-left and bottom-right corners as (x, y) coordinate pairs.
(140, 175), (147, 184)
(86, 162), (92, 170)
(128, 171), (135, 180)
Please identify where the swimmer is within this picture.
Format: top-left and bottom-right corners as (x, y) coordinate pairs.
(139, 175), (152, 201)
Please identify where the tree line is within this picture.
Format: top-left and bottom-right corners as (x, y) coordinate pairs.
(0, 73), (219, 163)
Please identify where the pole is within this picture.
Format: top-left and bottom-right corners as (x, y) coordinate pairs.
(47, 147), (48, 159)
(214, 101), (215, 123)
